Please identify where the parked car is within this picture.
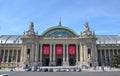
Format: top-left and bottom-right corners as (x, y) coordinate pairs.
(41, 68), (48, 72)
(75, 68), (82, 72)
(37, 68), (42, 72)
(59, 68), (66, 72)
(25, 67), (31, 71)
(31, 66), (37, 71)
(69, 68), (75, 72)
(53, 68), (60, 72)
(48, 68), (53, 72)
(65, 68), (70, 72)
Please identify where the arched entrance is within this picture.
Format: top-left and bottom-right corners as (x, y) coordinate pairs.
(42, 44), (50, 66)
(42, 56), (49, 66)
(68, 44), (76, 66)
(56, 44), (63, 66)
(56, 56), (63, 66)
(69, 56), (76, 66)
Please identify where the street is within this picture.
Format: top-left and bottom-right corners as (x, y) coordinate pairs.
(0, 71), (120, 76)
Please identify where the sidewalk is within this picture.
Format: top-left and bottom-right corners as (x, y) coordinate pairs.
(82, 67), (120, 72)
(0, 68), (25, 72)
(0, 67), (120, 72)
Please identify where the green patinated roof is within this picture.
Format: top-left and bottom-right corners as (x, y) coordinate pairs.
(41, 25), (78, 37)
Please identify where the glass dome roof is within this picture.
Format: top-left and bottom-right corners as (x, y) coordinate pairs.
(41, 25), (78, 37)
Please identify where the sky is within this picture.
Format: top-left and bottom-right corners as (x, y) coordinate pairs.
(0, 0), (120, 35)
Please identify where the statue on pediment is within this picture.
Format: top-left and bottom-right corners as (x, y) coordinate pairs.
(29, 22), (34, 31)
(84, 22), (90, 32)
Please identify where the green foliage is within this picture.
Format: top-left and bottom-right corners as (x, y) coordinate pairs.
(0, 65), (9, 68)
(111, 55), (120, 67)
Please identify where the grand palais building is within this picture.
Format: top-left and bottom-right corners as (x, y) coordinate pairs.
(0, 22), (120, 68)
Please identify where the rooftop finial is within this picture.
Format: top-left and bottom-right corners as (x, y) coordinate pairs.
(29, 22), (34, 30)
(59, 17), (61, 26)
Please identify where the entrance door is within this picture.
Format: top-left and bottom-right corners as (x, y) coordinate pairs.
(56, 58), (62, 66)
(45, 58), (49, 66)
(69, 59), (74, 66)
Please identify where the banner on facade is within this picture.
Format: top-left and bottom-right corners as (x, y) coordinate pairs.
(43, 45), (50, 55)
(56, 45), (63, 55)
(69, 45), (76, 55)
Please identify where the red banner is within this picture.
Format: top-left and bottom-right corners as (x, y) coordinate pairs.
(69, 45), (76, 55)
(43, 45), (50, 55)
(56, 45), (63, 55)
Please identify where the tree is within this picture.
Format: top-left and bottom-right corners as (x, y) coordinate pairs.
(111, 55), (120, 67)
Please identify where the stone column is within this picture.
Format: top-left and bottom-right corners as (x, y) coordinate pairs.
(94, 44), (98, 66)
(80, 43), (83, 65)
(53, 44), (56, 65)
(24, 44), (27, 64)
(76, 44), (79, 66)
(112, 49), (115, 56)
(49, 44), (52, 66)
(84, 45), (86, 65)
(2, 50), (5, 63)
(90, 44), (96, 66)
(63, 44), (66, 66)
(66, 44), (69, 66)
(35, 43), (38, 66)
(31, 44), (35, 65)
(117, 49), (119, 55)
(40, 44), (42, 66)
(104, 49), (107, 65)
(20, 44), (25, 63)
(7, 50), (10, 63)
(16, 50), (18, 63)
(108, 49), (110, 57)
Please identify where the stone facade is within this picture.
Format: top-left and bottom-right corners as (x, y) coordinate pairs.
(0, 22), (120, 68)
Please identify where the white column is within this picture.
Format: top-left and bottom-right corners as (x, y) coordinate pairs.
(2, 50), (5, 63)
(35, 43), (38, 65)
(104, 49), (107, 65)
(40, 44), (42, 66)
(83, 45), (86, 65)
(94, 44), (98, 66)
(49, 44), (52, 65)
(16, 50), (18, 63)
(19, 49), (22, 64)
(117, 49), (119, 55)
(31, 44), (35, 65)
(66, 44), (69, 66)
(7, 50), (10, 63)
(53, 44), (56, 65)
(91, 44), (94, 66)
(76, 44), (78, 66)
(80, 43), (83, 65)
(63, 44), (65, 66)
